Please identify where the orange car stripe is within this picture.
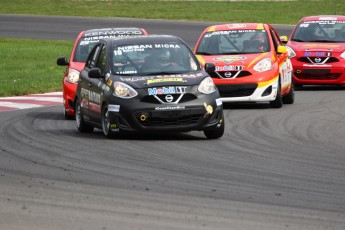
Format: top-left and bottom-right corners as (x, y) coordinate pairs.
(257, 76), (278, 88)
(248, 53), (267, 68)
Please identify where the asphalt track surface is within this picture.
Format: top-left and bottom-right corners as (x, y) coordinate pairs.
(1, 14), (345, 230)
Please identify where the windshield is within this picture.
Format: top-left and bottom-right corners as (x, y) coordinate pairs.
(73, 38), (100, 62)
(111, 43), (200, 75)
(196, 29), (270, 55)
(291, 20), (345, 42)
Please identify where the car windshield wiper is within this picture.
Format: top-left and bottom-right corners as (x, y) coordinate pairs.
(195, 52), (213, 55)
(308, 40), (335, 43)
(291, 38), (305, 42)
(140, 71), (188, 76)
(218, 52), (240, 55)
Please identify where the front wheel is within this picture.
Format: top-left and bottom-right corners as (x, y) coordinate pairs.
(204, 113), (225, 139)
(282, 83), (295, 104)
(75, 98), (94, 133)
(270, 79), (283, 108)
(102, 104), (116, 138)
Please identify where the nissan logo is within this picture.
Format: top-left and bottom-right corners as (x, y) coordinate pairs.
(165, 95), (174, 103)
(314, 57), (322, 63)
(224, 72), (232, 78)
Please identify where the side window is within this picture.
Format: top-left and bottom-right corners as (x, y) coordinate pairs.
(85, 44), (102, 69)
(270, 28), (281, 51)
(96, 45), (106, 76)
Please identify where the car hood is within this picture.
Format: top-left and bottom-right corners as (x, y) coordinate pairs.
(287, 41), (345, 53)
(116, 71), (208, 88)
(196, 53), (271, 70)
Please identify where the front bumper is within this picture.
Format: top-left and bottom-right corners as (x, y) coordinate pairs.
(107, 95), (223, 133)
(63, 78), (78, 115)
(215, 77), (279, 103)
(291, 60), (345, 85)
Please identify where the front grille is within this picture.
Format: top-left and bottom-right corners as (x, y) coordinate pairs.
(139, 114), (203, 127)
(141, 93), (197, 104)
(297, 57), (339, 64)
(217, 84), (257, 97)
(295, 72), (341, 80)
(209, 71), (251, 79)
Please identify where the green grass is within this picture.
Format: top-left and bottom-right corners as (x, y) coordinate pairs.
(0, 0), (344, 96)
(0, 0), (344, 25)
(0, 38), (73, 96)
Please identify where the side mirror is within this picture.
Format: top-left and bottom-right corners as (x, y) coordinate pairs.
(277, 45), (288, 54)
(56, 56), (69, 66)
(204, 63), (216, 73)
(88, 68), (102, 78)
(280, 36), (288, 44)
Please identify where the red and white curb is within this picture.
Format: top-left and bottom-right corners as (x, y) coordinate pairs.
(0, 92), (63, 111)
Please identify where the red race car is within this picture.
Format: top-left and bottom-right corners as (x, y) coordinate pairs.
(57, 27), (148, 119)
(284, 15), (345, 87)
(194, 23), (294, 108)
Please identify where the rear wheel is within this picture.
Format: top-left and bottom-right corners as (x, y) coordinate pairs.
(75, 98), (94, 133)
(270, 78), (283, 108)
(204, 112), (225, 139)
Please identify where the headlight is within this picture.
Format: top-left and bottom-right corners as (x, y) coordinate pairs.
(113, 81), (138, 98)
(285, 45), (296, 58)
(341, 51), (345, 60)
(198, 77), (216, 94)
(66, 68), (80, 84)
(253, 58), (272, 72)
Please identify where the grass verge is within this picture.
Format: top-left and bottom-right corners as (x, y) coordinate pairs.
(0, 38), (73, 97)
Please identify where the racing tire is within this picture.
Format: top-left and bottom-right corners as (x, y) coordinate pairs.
(75, 98), (94, 133)
(203, 113), (225, 139)
(64, 109), (74, 120)
(282, 82), (295, 104)
(270, 78), (283, 108)
(102, 104), (116, 138)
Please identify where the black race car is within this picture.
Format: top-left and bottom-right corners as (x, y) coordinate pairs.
(74, 35), (224, 139)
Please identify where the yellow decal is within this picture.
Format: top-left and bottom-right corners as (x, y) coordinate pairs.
(196, 55), (206, 66)
(107, 79), (112, 86)
(207, 26), (216, 32)
(257, 76), (278, 88)
(147, 78), (184, 84)
(256, 23), (264, 30)
(204, 103), (213, 117)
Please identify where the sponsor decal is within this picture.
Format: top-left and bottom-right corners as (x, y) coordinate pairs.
(107, 79), (113, 86)
(216, 98), (222, 106)
(213, 56), (246, 64)
(148, 86), (187, 95)
(89, 102), (101, 113)
(304, 51), (332, 57)
(303, 64), (332, 68)
(301, 44), (340, 49)
(120, 73), (203, 82)
(155, 106), (185, 111)
(203, 103), (213, 117)
(146, 78), (185, 84)
(81, 88), (100, 103)
(108, 104), (120, 112)
(84, 30), (143, 37)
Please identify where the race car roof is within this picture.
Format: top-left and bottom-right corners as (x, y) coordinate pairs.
(82, 27), (147, 38)
(299, 15), (345, 22)
(102, 35), (185, 46)
(204, 23), (268, 32)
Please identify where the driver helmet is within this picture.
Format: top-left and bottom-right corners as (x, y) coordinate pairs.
(250, 33), (266, 51)
(156, 49), (171, 67)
